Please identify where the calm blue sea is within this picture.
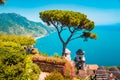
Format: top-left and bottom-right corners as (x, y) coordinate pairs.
(35, 24), (120, 66)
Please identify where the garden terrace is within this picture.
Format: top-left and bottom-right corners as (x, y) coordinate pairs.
(31, 54), (75, 79)
(32, 54), (66, 65)
(31, 54), (66, 74)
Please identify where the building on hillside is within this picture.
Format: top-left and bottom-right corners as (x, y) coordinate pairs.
(87, 64), (99, 71)
(74, 49), (86, 70)
(64, 48), (71, 61)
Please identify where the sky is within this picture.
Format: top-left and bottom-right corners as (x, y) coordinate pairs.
(0, 0), (120, 25)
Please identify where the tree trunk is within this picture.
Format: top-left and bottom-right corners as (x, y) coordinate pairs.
(62, 43), (67, 56)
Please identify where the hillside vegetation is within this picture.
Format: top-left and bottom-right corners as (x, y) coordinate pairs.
(0, 13), (55, 37)
(0, 34), (40, 80)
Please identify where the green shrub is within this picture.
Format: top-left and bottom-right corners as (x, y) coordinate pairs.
(30, 63), (41, 80)
(0, 52), (40, 80)
(53, 53), (62, 58)
(32, 54), (66, 65)
(24, 56), (41, 80)
(0, 34), (35, 46)
(117, 66), (120, 70)
(0, 52), (26, 80)
(0, 35), (40, 80)
(42, 53), (48, 57)
(45, 71), (65, 80)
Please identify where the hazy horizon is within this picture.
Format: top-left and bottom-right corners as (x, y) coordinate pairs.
(0, 0), (120, 25)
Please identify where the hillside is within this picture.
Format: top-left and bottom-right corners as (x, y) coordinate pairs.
(0, 13), (55, 37)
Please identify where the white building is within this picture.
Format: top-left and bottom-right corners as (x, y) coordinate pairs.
(64, 48), (71, 61)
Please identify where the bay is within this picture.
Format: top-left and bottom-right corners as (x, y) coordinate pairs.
(35, 24), (120, 66)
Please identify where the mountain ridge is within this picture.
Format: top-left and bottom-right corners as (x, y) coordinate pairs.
(0, 13), (55, 37)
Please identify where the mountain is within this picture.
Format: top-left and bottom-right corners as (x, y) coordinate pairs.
(0, 13), (55, 37)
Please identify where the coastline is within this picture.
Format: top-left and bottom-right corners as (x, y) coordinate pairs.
(34, 35), (46, 40)
(34, 31), (56, 40)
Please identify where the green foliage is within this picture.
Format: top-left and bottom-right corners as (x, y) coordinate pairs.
(106, 66), (112, 70)
(0, 34), (35, 46)
(30, 63), (41, 80)
(53, 52), (62, 58)
(40, 10), (97, 40)
(0, 0), (5, 4)
(0, 53), (40, 80)
(42, 53), (48, 57)
(45, 71), (65, 80)
(0, 41), (24, 54)
(24, 56), (41, 80)
(117, 66), (120, 70)
(0, 35), (40, 80)
(81, 32), (97, 41)
(40, 10), (97, 56)
(32, 54), (66, 65)
(40, 10), (94, 30)
(75, 77), (89, 80)
(0, 53), (25, 80)
(106, 66), (120, 70)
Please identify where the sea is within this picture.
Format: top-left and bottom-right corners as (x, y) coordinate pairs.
(35, 24), (120, 66)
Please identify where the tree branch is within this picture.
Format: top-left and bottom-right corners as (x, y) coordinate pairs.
(59, 26), (63, 33)
(68, 27), (73, 33)
(70, 35), (82, 41)
(66, 29), (76, 44)
(50, 21), (65, 44)
(67, 27), (83, 42)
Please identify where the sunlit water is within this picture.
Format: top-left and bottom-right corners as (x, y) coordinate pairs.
(35, 24), (120, 66)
